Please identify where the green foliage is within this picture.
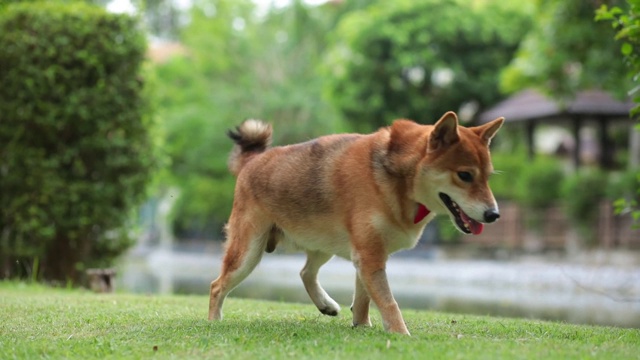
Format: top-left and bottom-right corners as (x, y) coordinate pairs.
(609, 171), (640, 225)
(139, 0), (183, 39)
(0, 2), (158, 282)
(0, 0), (38, 10)
(514, 156), (565, 210)
(606, 168), (640, 200)
(597, 0), (640, 113)
(502, 0), (628, 98)
(2, 284), (640, 359)
(561, 169), (608, 240)
(489, 149), (530, 200)
(436, 219), (462, 243)
(596, 0), (640, 226)
(323, 0), (532, 131)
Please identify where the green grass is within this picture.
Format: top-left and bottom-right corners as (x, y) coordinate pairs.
(1, 282), (638, 359)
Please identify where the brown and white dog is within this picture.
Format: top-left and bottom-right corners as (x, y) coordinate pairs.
(208, 111), (504, 335)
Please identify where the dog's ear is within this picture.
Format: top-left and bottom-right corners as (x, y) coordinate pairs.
(429, 112), (459, 152)
(471, 117), (504, 146)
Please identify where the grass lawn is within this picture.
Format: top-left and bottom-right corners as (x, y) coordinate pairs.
(0, 282), (638, 359)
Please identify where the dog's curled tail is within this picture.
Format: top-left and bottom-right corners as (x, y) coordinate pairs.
(227, 119), (272, 176)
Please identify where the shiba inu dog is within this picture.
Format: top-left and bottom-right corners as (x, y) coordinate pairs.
(208, 111), (504, 335)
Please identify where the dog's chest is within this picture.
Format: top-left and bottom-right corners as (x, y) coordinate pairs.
(371, 213), (435, 254)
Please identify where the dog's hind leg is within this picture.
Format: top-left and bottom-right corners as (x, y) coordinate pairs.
(300, 251), (340, 316)
(208, 213), (271, 321)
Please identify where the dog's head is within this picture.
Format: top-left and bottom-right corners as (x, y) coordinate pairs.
(403, 112), (504, 235)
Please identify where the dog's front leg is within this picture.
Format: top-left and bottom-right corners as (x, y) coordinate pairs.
(352, 246), (409, 335)
(351, 273), (372, 327)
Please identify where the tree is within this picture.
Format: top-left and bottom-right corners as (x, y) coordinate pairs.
(0, 2), (159, 282)
(597, 0), (640, 225)
(501, 0), (628, 98)
(322, 0), (532, 131)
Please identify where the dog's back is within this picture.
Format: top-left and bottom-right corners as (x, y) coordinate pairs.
(228, 124), (369, 256)
(241, 135), (361, 211)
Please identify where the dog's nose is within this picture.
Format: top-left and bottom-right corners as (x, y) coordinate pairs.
(483, 208), (500, 223)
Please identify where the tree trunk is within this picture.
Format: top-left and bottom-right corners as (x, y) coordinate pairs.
(42, 235), (85, 284)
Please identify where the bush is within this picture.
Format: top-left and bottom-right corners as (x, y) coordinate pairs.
(436, 218), (462, 243)
(171, 175), (235, 239)
(489, 149), (529, 200)
(514, 156), (565, 209)
(0, 2), (158, 283)
(561, 169), (608, 242)
(606, 169), (640, 201)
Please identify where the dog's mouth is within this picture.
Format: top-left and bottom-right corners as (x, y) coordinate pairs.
(438, 193), (484, 235)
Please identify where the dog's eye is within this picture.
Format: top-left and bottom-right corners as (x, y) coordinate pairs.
(457, 171), (473, 183)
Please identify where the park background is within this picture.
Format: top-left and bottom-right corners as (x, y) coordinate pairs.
(1, 0), (640, 330)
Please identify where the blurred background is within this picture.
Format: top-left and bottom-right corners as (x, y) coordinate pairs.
(1, 0), (639, 329)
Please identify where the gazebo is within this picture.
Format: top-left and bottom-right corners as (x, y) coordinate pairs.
(477, 89), (636, 169)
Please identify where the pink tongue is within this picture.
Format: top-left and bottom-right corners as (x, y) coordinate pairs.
(470, 222), (484, 235)
(460, 210), (484, 235)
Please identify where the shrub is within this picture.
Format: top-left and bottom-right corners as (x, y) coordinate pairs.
(514, 156), (565, 210)
(606, 169), (640, 226)
(0, 2), (158, 283)
(561, 169), (608, 242)
(436, 218), (462, 243)
(489, 149), (529, 200)
(512, 156), (565, 232)
(606, 169), (640, 201)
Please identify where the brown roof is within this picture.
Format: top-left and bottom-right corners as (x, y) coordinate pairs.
(478, 89), (634, 124)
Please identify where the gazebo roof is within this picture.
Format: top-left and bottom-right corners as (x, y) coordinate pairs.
(478, 89), (634, 124)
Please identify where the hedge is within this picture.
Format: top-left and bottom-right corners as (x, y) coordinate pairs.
(0, 2), (159, 283)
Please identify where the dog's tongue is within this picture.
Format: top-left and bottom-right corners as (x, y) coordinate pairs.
(470, 222), (484, 235)
(460, 210), (484, 235)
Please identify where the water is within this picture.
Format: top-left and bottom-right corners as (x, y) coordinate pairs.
(119, 248), (640, 328)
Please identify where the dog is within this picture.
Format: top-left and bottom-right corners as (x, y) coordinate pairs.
(208, 111), (504, 335)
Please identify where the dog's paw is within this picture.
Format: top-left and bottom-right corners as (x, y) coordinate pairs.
(319, 307), (339, 316)
(318, 298), (340, 316)
(352, 321), (372, 328)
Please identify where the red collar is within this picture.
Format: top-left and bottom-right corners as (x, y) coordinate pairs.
(413, 203), (431, 224)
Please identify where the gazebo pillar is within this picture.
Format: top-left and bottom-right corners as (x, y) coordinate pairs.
(525, 121), (536, 160)
(571, 117), (582, 169)
(598, 117), (612, 169)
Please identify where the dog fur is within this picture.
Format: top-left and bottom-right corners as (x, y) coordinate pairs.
(208, 112), (504, 335)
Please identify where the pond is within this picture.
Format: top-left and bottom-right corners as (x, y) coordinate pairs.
(119, 248), (640, 329)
